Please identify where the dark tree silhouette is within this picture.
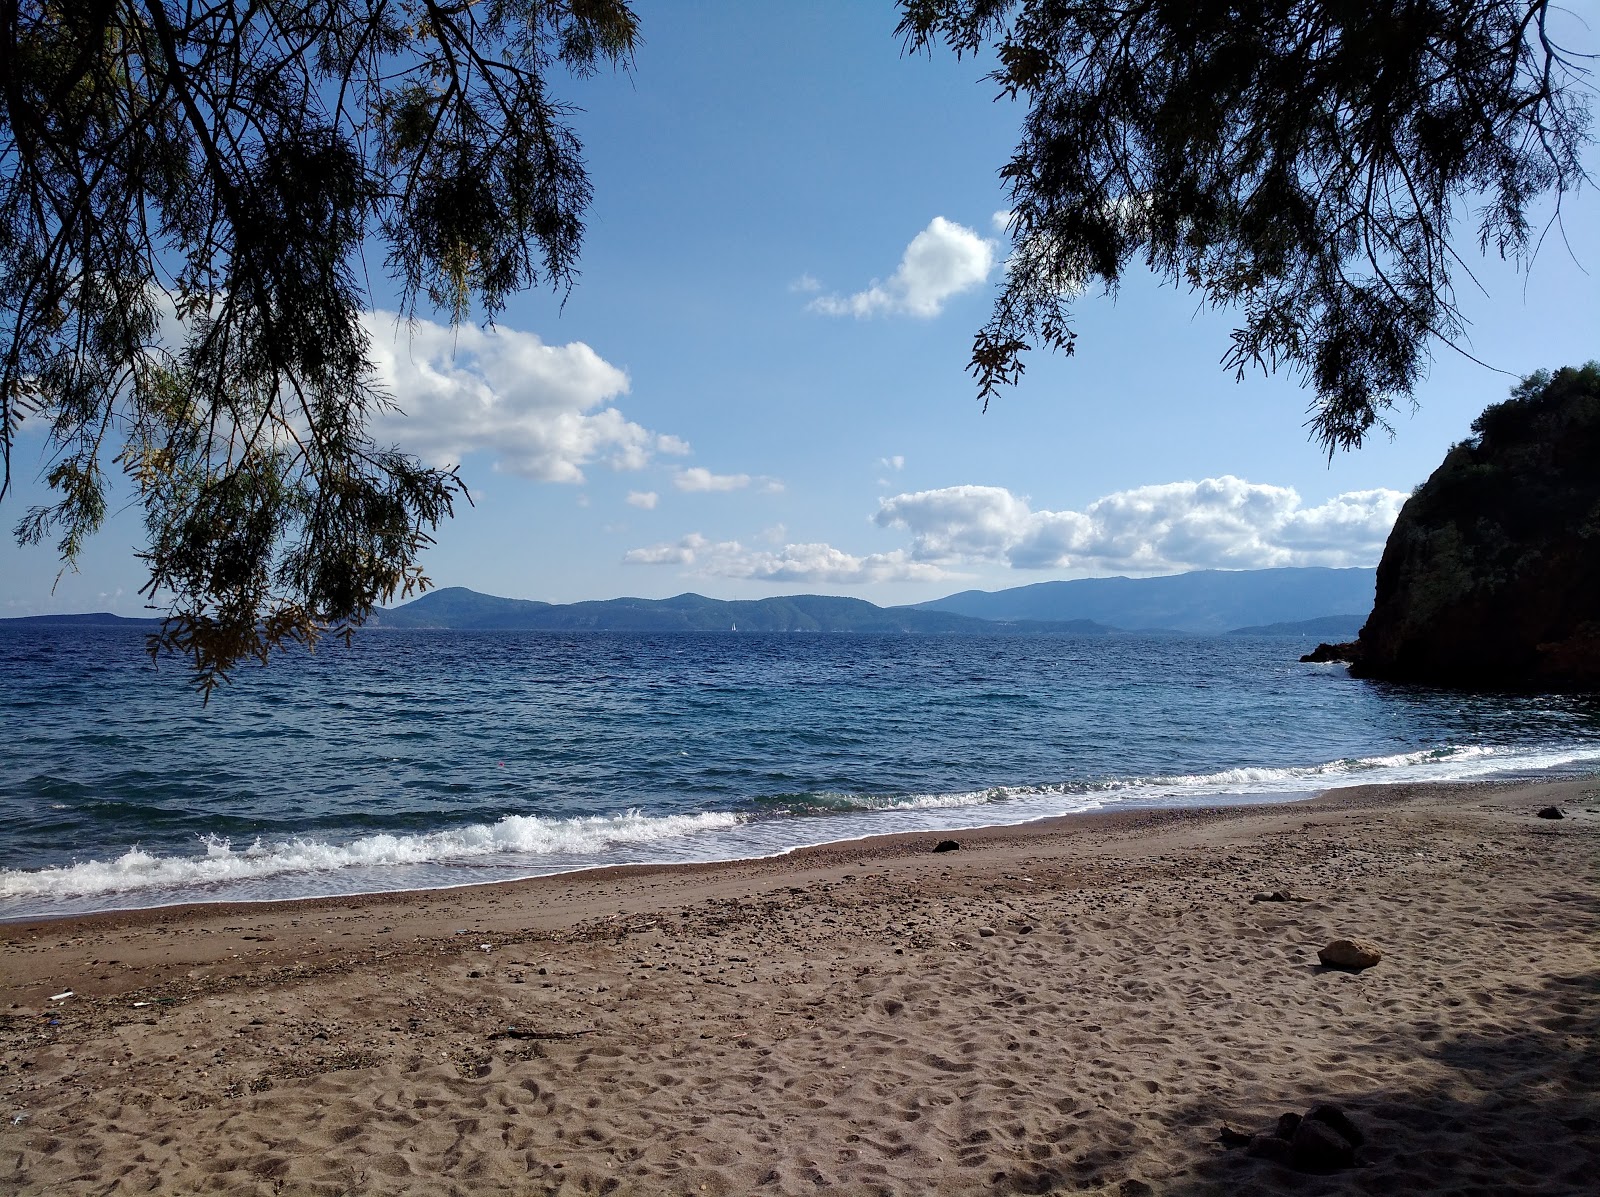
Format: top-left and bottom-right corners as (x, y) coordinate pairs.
(1, 0), (638, 693)
(4, 2), (1592, 692)
(897, 0), (1592, 450)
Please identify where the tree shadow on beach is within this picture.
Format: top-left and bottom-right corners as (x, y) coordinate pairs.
(1131, 968), (1600, 1197)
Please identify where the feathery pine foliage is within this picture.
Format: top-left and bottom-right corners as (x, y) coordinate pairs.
(1, 0), (638, 694)
(897, 1), (1592, 450)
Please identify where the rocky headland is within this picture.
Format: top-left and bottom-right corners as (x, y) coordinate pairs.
(1345, 363), (1600, 689)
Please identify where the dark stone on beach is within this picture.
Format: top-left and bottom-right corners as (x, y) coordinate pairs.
(1290, 1116), (1358, 1172)
(1318, 937), (1382, 970)
(1239, 1104), (1364, 1172)
(1247, 1134), (1295, 1165)
(977, 926), (996, 937)
(1301, 641), (1359, 664)
(933, 840), (960, 853)
(1218, 1125), (1252, 1149)
(1252, 890), (1299, 903)
(1119, 1181), (1155, 1197)
(1307, 1104), (1365, 1148)
(1537, 805), (1565, 819)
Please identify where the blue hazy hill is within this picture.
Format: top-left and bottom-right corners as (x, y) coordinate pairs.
(372, 587), (1116, 635)
(911, 567), (1377, 634)
(0, 612), (161, 627)
(1227, 614), (1367, 638)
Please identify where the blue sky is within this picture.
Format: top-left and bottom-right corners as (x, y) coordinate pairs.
(4, 0), (1597, 616)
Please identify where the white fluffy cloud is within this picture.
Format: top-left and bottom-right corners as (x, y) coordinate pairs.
(623, 534), (949, 584)
(874, 477), (1406, 572)
(363, 312), (684, 483)
(673, 468), (783, 494)
(674, 467), (751, 492)
(626, 491), (659, 510)
(810, 217), (996, 319)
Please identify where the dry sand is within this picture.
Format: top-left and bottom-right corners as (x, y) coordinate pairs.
(1, 776), (1596, 1196)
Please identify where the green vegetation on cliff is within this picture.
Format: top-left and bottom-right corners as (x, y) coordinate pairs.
(1353, 364), (1600, 689)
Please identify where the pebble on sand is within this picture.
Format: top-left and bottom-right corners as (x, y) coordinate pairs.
(1318, 938), (1382, 970)
(1241, 1103), (1365, 1173)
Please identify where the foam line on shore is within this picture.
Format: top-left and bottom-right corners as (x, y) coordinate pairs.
(3, 742), (1597, 916)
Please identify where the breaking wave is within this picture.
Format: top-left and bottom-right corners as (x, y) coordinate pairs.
(0, 809), (741, 901)
(8, 742), (1597, 915)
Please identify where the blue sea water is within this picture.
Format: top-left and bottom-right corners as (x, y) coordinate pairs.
(2, 626), (1597, 920)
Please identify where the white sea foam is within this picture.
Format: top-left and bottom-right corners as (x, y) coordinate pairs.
(0, 809), (741, 900)
(842, 744), (1599, 814)
(5, 742), (1597, 914)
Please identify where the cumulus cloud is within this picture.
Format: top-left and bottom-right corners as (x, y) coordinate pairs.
(623, 534), (950, 584)
(672, 468), (784, 494)
(363, 311), (682, 483)
(810, 217), (996, 319)
(789, 273), (822, 294)
(674, 467), (752, 492)
(626, 491), (659, 510)
(874, 477), (1405, 573)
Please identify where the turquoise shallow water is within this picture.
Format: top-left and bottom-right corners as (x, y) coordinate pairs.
(3, 626), (1597, 919)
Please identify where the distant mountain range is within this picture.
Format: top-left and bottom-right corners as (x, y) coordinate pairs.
(1226, 614), (1367, 639)
(0, 612), (160, 627)
(367, 588), (1115, 636)
(913, 567), (1376, 634)
(3, 567), (1377, 637)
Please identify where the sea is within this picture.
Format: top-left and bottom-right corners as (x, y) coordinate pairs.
(3, 626), (1598, 922)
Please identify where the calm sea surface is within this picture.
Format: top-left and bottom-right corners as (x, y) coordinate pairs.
(3, 627), (1597, 920)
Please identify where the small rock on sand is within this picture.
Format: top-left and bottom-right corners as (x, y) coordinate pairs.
(1237, 1103), (1364, 1173)
(1537, 806), (1565, 819)
(1291, 1117), (1358, 1171)
(1318, 938), (1382, 970)
(1307, 1103), (1365, 1147)
(1247, 1133), (1295, 1165)
(933, 840), (960, 853)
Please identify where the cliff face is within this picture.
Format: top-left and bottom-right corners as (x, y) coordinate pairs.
(1351, 363), (1600, 690)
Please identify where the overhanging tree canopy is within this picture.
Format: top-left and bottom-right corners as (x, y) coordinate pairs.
(1, 0), (638, 692)
(897, 0), (1592, 449)
(3, 1), (1592, 692)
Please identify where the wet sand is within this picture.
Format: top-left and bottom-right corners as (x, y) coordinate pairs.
(2, 775), (1597, 1195)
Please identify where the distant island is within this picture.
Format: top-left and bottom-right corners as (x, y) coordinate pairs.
(0, 612), (161, 627)
(1228, 615), (1367, 639)
(914, 566), (1376, 634)
(366, 588), (1117, 636)
(4, 566), (1377, 638)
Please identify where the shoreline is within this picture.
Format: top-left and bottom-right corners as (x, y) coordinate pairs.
(8, 748), (1597, 925)
(0, 771), (1559, 938)
(3, 774), (1596, 1194)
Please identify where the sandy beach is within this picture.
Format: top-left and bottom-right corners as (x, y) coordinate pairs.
(1, 775), (1596, 1195)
